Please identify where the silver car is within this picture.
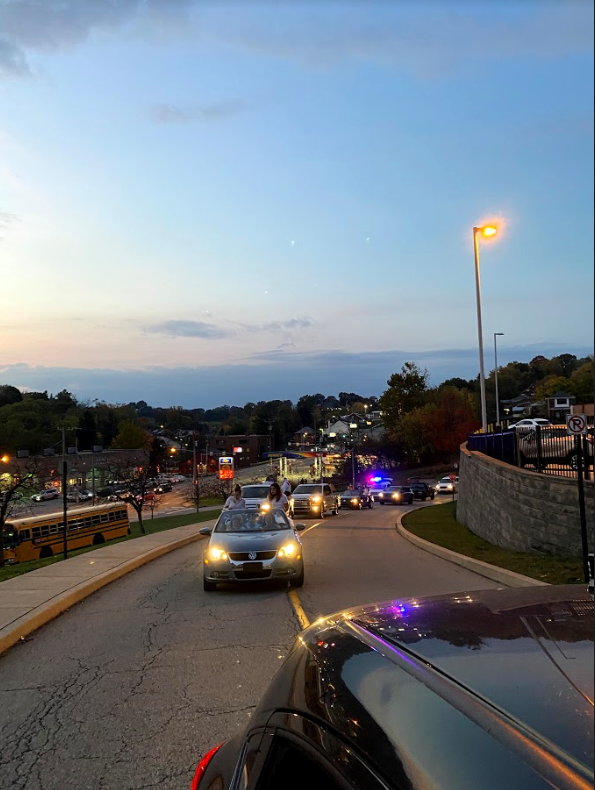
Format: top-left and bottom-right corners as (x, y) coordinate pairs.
(200, 509), (306, 591)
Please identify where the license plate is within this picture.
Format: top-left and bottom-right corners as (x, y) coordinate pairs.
(242, 562), (263, 572)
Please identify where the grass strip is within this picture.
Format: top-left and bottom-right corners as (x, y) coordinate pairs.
(402, 502), (584, 586)
(0, 509), (220, 583)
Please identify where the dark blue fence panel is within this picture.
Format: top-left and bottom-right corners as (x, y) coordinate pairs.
(467, 431), (517, 466)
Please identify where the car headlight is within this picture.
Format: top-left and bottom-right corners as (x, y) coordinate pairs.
(351, 498), (359, 504)
(260, 502), (271, 512)
(278, 542), (297, 558)
(378, 493), (384, 499)
(392, 493), (401, 499)
(311, 496), (321, 503)
(447, 484), (453, 491)
(209, 547), (228, 561)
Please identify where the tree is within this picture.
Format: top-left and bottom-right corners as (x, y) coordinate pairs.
(570, 361), (595, 404)
(535, 376), (575, 402)
(0, 385), (23, 408)
(424, 388), (480, 458)
(77, 410), (98, 451)
(440, 377), (476, 392)
(111, 421), (151, 450)
(379, 362), (429, 441)
(105, 454), (152, 534)
(0, 456), (45, 565)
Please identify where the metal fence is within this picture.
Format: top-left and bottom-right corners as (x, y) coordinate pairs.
(468, 425), (594, 480)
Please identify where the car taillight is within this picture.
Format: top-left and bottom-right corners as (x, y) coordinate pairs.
(191, 743), (224, 789)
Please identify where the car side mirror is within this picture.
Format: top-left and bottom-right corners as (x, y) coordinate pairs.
(295, 523), (307, 532)
(199, 527), (212, 536)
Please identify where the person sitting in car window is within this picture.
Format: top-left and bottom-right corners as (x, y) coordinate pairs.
(267, 482), (290, 513)
(224, 485), (246, 511)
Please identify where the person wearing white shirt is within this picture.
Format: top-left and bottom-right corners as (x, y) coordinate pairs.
(267, 482), (290, 514)
(281, 478), (292, 496)
(224, 485), (246, 510)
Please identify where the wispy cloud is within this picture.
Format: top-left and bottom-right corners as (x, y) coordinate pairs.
(145, 320), (231, 339)
(150, 100), (247, 124)
(236, 318), (314, 334)
(145, 316), (312, 339)
(0, 0), (194, 78)
(2, 2), (591, 82)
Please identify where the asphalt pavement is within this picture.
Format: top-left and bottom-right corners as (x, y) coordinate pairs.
(0, 500), (499, 790)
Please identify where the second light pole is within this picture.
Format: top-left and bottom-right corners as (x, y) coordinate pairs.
(473, 224), (498, 433)
(494, 332), (504, 428)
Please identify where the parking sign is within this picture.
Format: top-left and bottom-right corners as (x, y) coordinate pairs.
(567, 415), (588, 435)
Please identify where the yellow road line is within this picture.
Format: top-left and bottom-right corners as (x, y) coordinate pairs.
(288, 589), (311, 630)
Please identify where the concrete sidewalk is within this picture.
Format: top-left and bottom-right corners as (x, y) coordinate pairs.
(0, 517), (216, 657)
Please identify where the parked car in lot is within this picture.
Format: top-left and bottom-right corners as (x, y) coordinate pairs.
(339, 489), (371, 510)
(437, 476), (458, 494)
(290, 484), (339, 518)
(191, 585), (594, 790)
(410, 482), (436, 501)
(508, 418), (552, 432)
(519, 426), (594, 470)
(377, 486), (414, 505)
(30, 488), (60, 502)
(199, 509), (306, 591)
(66, 489), (93, 502)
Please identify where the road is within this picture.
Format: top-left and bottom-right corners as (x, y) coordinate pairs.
(0, 500), (497, 790)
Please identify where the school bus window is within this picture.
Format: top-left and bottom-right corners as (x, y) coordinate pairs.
(58, 523), (64, 532)
(50, 524), (57, 534)
(20, 529), (30, 541)
(84, 517), (93, 528)
(41, 525), (49, 537)
(109, 512), (116, 522)
(92, 515), (100, 526)
(100, 513), (109, 523)
(32, 527), (41, 538)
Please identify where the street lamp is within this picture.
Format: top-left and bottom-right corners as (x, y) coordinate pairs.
(473, 224), (498, 433)
(494, 332), (505, 428)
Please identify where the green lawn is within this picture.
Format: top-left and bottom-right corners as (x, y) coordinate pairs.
(403, 502), (584, 586)
(0, 509), (220, 583)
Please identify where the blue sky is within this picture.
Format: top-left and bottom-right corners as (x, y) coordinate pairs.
(0, 1), (593, 407)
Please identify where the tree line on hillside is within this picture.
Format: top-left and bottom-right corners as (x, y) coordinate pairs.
(0, 352), (591, 464)
(0, 387), (379, 457)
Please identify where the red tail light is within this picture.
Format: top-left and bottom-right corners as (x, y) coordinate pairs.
(191, 743), (224, 789)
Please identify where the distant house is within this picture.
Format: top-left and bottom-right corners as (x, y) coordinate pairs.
(293, 427), (316, 446)
(546, 392), (576, 423)
(501, 392), (544, 419)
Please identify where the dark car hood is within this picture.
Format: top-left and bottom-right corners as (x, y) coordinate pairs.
(346, 585), (594, 770)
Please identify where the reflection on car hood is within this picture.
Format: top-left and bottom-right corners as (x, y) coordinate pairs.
(210, 531), (292, 552)
(346, 585), (594, 770)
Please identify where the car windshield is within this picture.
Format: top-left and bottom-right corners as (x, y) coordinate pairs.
(389, 487), (405, 492)
(242, 486), (271, 499)
(343, 490), (359, 496)
(293, 485), (323, 494)
(214, 510), (291, 533)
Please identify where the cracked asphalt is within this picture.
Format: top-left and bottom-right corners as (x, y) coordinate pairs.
(0, 501), (496, 789)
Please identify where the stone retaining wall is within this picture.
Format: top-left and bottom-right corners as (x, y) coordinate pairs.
(457, 445), (594, 556)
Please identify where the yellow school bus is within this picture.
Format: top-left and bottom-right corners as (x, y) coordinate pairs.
(2, 504), (130, 564)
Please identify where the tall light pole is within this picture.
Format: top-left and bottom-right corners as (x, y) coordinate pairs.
(473, 225), (498, 433)
(494, 332), (504, 428)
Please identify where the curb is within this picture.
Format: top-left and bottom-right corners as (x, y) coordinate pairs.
(396, 510), (549, 588)
(0, 525), (213, 658)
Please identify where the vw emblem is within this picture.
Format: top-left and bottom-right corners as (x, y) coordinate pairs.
(248, 552), (257, 560)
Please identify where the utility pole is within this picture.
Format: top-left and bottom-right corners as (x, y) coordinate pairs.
(192, 433), (199, 513)
(61, 427), (68, 560)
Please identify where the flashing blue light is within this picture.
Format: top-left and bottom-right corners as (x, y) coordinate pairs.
(371, 476), (382, 483)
